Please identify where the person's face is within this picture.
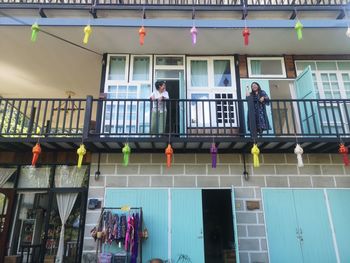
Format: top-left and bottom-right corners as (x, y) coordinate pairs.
(251, 83), (259, 92)
(159, 83), (166, 92)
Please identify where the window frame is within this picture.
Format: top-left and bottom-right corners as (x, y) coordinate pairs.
(247, 57), (286, 78)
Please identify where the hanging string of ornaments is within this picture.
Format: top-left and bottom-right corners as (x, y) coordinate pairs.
(27, 9), (350, 170)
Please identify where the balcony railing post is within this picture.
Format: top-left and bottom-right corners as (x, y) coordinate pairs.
(247, 96), (257, 139)
(27, 106), (36, 137)
(83, 96), (93, 140)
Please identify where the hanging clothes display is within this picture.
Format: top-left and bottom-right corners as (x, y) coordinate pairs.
(93, 207), (143, 263)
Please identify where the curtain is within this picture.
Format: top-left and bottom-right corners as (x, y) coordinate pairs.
(109, 56), (126, 80)
(0, 168), (16, 187)
(133, 57), (150, 81)
(214, 60), (231, 87)
(251, 60), (262, 75)
(191, 61), (208, 87)
(55, 166), (86, 263)
(18, 166), (50, 188)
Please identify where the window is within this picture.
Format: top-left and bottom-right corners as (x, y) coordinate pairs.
(248, 57), (286, 78)
(108, 56), (127, 81)
(131, 56), (151, 81)
(187, 57), (237, 127)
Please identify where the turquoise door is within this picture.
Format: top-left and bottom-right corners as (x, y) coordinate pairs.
(105, 189), (169, 261)
(171, 189), (204, 263)
(240, 79), (274, 135)
(327, 189), (350, 262)
(293, 190), (337, 263)
(231, 188), (240, 263)
(294, 66), (320, 134)
(263, 189), (338, 263)
(262, 189), (302, 263)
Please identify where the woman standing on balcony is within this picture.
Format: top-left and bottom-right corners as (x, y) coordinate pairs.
(246, 82), (270, 134)
(150, 80), (169, 135)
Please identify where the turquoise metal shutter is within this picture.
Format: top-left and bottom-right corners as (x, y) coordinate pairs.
(231, 188), (240, 263)
(294, 66), (320, 134)
(262, 189), (302, 263)
(327, 189), (350, 262)
(293, 189), (337, 263)
(105, 189), (169, 261)
(240, 79), (274, 135)
(171, 189), (205, 263)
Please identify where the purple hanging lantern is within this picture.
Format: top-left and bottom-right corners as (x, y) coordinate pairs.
(190, 26), (197, 45)
(210, 143), (217, 168)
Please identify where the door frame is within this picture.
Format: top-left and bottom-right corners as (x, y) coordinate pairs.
(0, 188), (15, 262)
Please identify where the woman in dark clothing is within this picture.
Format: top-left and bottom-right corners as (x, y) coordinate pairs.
(246, 82), (270, 134)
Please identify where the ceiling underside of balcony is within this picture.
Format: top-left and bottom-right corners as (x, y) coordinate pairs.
(0, 136), (348, 153)
(0, 22), (349, 98)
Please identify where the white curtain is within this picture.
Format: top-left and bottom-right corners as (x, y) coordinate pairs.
(214, 60), (231, 87)
(55, 165), (86, 263)
(133, 57), (150, 81)
(190, 61), (208, 87)
(0, 168), (16, 187)
(251, 60), (262, 75)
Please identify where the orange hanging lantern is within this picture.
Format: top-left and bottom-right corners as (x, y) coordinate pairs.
(32, 143), (41, 166)
(339, 143), (349, 166)
(139, 26), (146, 46)
(242, 27), (250, 46)
(165, 144), (173, 168)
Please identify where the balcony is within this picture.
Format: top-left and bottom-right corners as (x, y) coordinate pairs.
(0, 0), (346, 11)
(0, 97), (349, 153)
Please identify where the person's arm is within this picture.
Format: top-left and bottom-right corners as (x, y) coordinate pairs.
(150, 91), (155, 100)
(163, 91), (169, 100)
(245, 86), (250, 98)
(259, 90), (270, 104)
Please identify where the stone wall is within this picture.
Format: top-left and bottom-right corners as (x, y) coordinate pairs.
(83, 153), (349, 263)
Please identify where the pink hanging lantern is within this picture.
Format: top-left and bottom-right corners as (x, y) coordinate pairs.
(190, 26), (198, 45)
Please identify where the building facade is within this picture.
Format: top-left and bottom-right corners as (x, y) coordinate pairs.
(0, 0), (349, 262)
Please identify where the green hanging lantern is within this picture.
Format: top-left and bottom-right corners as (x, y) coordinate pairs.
(122, 143), (131, 166)
(295, 20), (303, 41)
(31, 23), (40, 42)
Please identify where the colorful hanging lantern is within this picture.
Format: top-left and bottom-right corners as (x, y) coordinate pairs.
(294, 144), (304, 167)
(139, 26), (146, 46)
(165, 144), (173, 168)
(77, 144), (86, 168)
(210, 143), (217, 168)
(346, 27), (350, 38)
(32, 143), (41, 166)
(251, 144), (260, 168)
(295, 20), (303, 40)
(339, 143), (349, 166)
(122, 143), (131, 166)
(190, 26), (198, 45)
(83, 25), (92, 44)
(242, 27), (250, 46)
(31, 23), (40, 42)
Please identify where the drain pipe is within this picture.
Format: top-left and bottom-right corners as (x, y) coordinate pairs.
(242, 152), (249, 181)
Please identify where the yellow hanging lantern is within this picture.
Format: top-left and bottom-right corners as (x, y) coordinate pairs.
(251, 144), (260, 168)
(77, 144), (86, 168)
(83, 25), (92, 44)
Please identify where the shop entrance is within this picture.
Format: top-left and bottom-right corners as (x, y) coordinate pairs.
(202, 189), (235, 263)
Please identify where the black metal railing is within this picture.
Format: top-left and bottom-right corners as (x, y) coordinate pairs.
(0, 0), (346, 7)
(0, 98), (87, 137)
(0, 96), (349, 140)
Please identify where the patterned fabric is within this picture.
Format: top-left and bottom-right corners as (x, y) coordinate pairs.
(248, 90), (270, 133)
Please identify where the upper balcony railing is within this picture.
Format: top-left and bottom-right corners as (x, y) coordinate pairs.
(0, 0), (346, 7)
(0, 97), (349, 142)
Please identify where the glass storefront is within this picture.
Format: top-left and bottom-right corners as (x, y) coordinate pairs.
(0, 165), (89, 263)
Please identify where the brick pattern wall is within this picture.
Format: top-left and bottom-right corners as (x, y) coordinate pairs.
(83, 153), (349, 263)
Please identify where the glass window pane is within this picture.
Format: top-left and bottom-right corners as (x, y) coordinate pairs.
(324, 91), (332, 99)
(55, 166), (87, 188)
(342, 73), (350, 82)
(108, 56), (126, 80)
(316, 61), (337, 70)
(329, 74), (338, 82)
(250, 59), (284, 76)
(295, 62), (316, 71)
(214, 60), (231, 87)
(190, 61), (208, 87)
(140, 84), (151, 98)
(190, 93), (209, 125)
(18, 167), (51, 188)
(108, 86), (117, 93)
(0, 168), (17, 188)
(321, 74), (329, 82)
(337, 62), (350, 70)
(133, 57), (150, 81)
(155, 70), (181, 79)
(156, 57), (183, 66)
